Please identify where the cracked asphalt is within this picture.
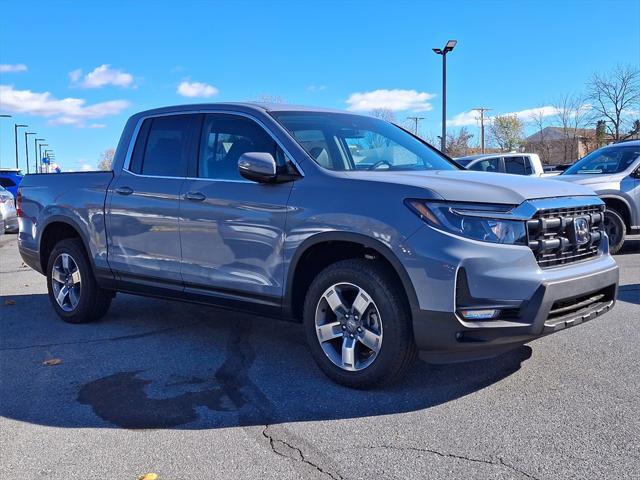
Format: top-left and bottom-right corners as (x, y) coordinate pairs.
(1, 234), (638, 479)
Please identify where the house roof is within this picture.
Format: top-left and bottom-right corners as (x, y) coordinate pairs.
(524, 126), (598, 142)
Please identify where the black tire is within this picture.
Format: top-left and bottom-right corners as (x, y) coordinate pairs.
(603, 208), (626, 254)
(46, 238), (114, 323)
(303, 258), (417, 389)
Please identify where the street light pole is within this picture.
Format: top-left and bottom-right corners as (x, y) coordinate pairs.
(25, 132), (36, 174)
(14, 124), (28, 169)
(35, 138), (45, 173)
(432, 40), (457, 154)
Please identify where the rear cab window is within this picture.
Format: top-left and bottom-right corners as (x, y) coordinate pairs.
(504, 156), (531, 175)
(128, 114), (198, 177)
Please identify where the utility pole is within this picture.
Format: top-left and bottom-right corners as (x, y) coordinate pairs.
(406, 116), (426, 136)
(473, 107), (492, 153)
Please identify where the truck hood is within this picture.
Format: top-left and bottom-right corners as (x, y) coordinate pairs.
(344, 170), (597, 204)
(553, 174), (619, 186)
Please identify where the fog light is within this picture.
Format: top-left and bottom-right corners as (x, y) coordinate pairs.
(459, 309), (499, 320)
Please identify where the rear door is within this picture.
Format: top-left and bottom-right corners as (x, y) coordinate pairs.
(179, 113), (295, 303)
(107, 113), (199, 287)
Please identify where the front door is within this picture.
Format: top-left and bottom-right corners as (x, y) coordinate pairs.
(179, 113), (295, 303)
(107, 113), (198, 287)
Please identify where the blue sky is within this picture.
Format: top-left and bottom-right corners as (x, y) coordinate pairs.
(1, 0), (639, 171)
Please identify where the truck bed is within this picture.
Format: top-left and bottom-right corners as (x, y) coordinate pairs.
(18, 171), (114, 274)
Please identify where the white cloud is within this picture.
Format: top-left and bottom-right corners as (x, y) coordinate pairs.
(0, 85), (130, 127)
(70, 64), (135, 88)
(80, 163), (94, 171)
(307, 85), (327, 92)
(0, 64), (27, 73)
(177, 81), (219, 98)
(346, 89), (435, 112)
(447, 105), (563, 127)
(69, 69), (82, 82)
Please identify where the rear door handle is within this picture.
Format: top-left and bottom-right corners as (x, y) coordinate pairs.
(185, 191), (206, 202)
(115, 186), (134, 195)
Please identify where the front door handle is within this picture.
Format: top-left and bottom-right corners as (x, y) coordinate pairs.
(185, 191), (206, 202)
(115, 186), (134, 195)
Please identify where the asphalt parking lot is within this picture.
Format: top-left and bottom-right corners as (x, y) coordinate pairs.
(0, 234), (638, 480)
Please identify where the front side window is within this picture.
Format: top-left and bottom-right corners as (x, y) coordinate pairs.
(504, 156), (530, 175)
(469, 158), (500, 172)
(563, 146), (640, 175)
(272, 112), (456, 172)
(199, 114), (284, 180)
(129, 115), (196, 177)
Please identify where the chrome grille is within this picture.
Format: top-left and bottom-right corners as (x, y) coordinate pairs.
(527, 204), (604, 268)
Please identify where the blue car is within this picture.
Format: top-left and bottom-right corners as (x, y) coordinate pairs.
(0, 168), (24, 198)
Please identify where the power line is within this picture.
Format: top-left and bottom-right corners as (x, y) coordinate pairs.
(472, 107), (492, 153)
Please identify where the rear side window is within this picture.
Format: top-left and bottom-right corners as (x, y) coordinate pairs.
(128, 114), (197, 177)
(505, 156), (531, 175)
(0, 178), (16, 187)
(469, 158), (500, 172)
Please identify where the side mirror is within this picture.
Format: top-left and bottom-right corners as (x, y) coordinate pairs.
(238, 152), (277, 183)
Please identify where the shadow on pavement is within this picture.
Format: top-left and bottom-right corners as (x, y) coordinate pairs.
(617, 237), (639, 255)
(617, 284), (640, 305)
(1, 293), (532, 430)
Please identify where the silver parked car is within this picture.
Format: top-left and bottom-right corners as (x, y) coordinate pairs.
(555, 141), (640, 254)
(0, 186), (18, 234)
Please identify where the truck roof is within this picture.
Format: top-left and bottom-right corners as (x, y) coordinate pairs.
(133, 102), (349, 119)
(456, 153), (539, 161)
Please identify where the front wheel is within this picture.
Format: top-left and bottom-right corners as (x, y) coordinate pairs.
(303, 259), (416, 389)
(603, 208), (626, 254)
(46, 238), (114, 323)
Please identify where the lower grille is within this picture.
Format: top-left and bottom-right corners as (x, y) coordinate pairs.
(527, 204), (604, 268)
(544, 286), (616, 332)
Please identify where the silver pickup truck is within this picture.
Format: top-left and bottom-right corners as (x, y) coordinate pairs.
(17, 103), (619, 388)
(555, 140), (640, 254)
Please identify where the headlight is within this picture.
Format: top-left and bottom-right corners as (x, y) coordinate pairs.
(406, 200), (527, 245)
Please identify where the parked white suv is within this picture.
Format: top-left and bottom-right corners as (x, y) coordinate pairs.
(456, 153), (546, 176)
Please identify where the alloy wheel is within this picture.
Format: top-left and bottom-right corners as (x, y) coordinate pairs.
(315, 282), (383, 371)
(51, 253), (82, 312)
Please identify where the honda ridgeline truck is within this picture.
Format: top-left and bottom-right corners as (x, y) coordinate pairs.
(17, 104), (619, 388)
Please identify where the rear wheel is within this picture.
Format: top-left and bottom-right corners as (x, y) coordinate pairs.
(603, 208), (626, 254)
(46, 238), (114, 323)
(303, 259), (416, 389)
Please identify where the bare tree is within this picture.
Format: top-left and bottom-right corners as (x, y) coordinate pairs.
(553, 93), (590, 162)
(97, 148), (115, 171)
(489, 115), (523, 152)
(253, 94), (287, 104)
(528, 109), (552, 164)
(445, 127), (474, 158)
(587, 65), (640, 141)
(369, 108), (396, 123)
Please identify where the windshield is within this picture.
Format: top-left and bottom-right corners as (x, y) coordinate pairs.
(272, 112), (457, 172)
(563, 145), (640, 175)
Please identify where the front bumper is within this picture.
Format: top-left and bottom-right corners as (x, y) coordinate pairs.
(402, 225), (619, 363)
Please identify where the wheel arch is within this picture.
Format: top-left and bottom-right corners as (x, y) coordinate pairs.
(284, 231), (419, 321)
(38, 217), (92, 273)
(601, 195), (632, 230)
